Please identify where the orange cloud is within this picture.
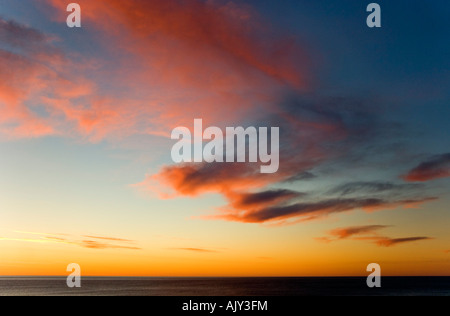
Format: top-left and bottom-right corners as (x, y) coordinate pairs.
(134, 96), (350, 201)
(0, 17), (99, 140)
(328, 225), (389, 239)
(316, 225), (389, 244)
(1, 0), (313, 142)
(138, 93), (404, 225)
(372, 237), (433, 247)
(79, 239), (141, 250)
(317, 225), (433, 247)
(82, 235), (134, 243)
(140, 163), (288, 199)
(169, 248), (219, 253)
(46, 0), (308, 89)
(225, 189), (305, 211)
(402, 153), (450, 182)
(142, 140), (437, 225)
(208, 197), (436, 225)
(1, 231), (141, 250)
(37, 0), (312, 140)
(0, 49), (54, 138)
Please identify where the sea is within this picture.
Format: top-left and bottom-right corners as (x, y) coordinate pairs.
(0, 277), (449, 296)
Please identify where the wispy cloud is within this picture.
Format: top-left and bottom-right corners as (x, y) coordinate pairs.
(138, 94), (437, 225)
(0, 17), (94, 139)
(141, 153), (437, 224)
(80, 240), (141, 250)
(82, 235), (135, 243)
(26, 0), (311, 143)
(317, 225), (433, 247)
(327, 182), (423, 197)
(208, 197), (436, 225)
(1, 231), (141, 250)
(371, 237), (433, 247)
(402, 153), (450, 182)
(327, 225), (390, 239)
(169, 247), (219, 253)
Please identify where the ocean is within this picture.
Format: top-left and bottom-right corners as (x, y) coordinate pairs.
(0, 277), (449, 296)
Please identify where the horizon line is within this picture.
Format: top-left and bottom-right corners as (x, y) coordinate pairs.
(2, 275), (450, 278)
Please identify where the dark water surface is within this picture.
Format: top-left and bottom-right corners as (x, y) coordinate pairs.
(0, 277), (449, 296)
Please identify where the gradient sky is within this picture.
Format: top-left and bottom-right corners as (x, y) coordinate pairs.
(0, 0), (449, 276)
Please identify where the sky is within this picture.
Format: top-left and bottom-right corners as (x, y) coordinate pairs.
(0, 0), (449, 276)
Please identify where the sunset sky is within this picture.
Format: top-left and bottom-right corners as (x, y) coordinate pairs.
(1, 0), (449, 276)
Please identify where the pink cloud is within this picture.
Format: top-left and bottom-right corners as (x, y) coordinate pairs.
(40, 0), (311, 139)
(402, 153), (450, 182)
(317, 225), (433, 247)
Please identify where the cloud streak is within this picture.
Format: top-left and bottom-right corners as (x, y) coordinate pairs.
(403, 153), (450, 182)
(327, 225), (389, 239)
(139, 92), (437, 225)
(1, 231), (141, 250)
(169, 247), (219, 253)
(317, 225), (433, 247)
(207, 196), (436, 225)
(142, 162), (437, 224)
(372, 237), (433, 247)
